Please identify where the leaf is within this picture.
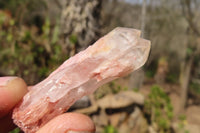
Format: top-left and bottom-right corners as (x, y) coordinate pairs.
(9, 127), (20, 133)
(51, 20), (60, 44)
(69, 34), (78, 44)
(186, 47), (193, 56)
(104, 125), (118, 133)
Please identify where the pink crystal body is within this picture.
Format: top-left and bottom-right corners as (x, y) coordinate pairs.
(12, 27), (151, 133)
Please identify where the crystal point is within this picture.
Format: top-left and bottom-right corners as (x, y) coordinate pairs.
(12, 27), (151, 133)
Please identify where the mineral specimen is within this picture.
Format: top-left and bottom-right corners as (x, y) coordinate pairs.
(12, 27), (151, 133)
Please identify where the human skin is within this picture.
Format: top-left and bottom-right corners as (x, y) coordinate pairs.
(0, 77), (95, 133)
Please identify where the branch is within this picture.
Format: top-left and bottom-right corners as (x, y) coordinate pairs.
(181, 0), (200, 36)
(55, 0), (62, 9)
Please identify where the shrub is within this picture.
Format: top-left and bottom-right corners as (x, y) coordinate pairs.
(0, 11), (67, 84)
(144, 85), (173, 133)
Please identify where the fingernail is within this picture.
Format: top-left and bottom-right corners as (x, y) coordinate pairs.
(6, 77), (27, 101)
(0, 77), (17, 86)
(67, 131), (94, 133)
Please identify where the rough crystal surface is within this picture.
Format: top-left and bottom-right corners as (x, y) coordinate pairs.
(12, 27), (151, 133)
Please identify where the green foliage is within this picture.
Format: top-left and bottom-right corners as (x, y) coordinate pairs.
(0, 11), (66, 84)
(0, 0), (47, 25)
(186, 47), (194, 58)
(145, 70), (155, 78)
(52, 20), (60, 44)
(103, 125), (118, 133)
(133, 87), (139, 92)
(190, 82), (200, 94)
(0, 0), (26, 12)
(94, 82), (128, 99)
(144, 85), (173, 133)
(69, 34), (78, 45)
(177, 114), (189, 133)
(109, 82), (122, 94)
(9, 128), (20, 133)
(166, 73), (178, 84)
(145, 61), (157, 79)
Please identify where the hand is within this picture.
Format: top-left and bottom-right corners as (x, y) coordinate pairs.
(0, 77), (95, 133)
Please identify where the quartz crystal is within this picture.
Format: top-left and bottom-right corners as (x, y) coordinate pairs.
(12, 27), (151, 133)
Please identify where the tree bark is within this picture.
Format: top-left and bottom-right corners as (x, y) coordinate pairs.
(179, 0), (200, 113)
(60, 0), (102, 55)
(141, 0), (146, 38)
(179, 56), (193, 112)
(129, 0), (147, 90)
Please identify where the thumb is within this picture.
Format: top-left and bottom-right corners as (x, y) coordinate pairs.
(0, 77), (27, 132)
(36, 113), (95, 133)
(0, 77), (27, 118)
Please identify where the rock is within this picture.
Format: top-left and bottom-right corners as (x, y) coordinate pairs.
(116, 107), (148, 133)
(109, 112), (127, 127)
(92, 109), (109, 127)
(97, 91), (144, 109)
(119, 122), (131, 133)
(129, 107), (148, 133)
(148, 126), (157, 133)
(70, 96), (91, 110)
(74, 104), (98, 114)
(13, 27), (151, 133)
(75, 90), (144, 115)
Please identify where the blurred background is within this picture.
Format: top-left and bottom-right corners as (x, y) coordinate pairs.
(0, 0), (200, 133)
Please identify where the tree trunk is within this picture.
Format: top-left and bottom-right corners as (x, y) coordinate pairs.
(129, 0), (147, 90)
(141, 0), (146, 38)
(179, 56), (194, 112)
(60, 0), (102, 56)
